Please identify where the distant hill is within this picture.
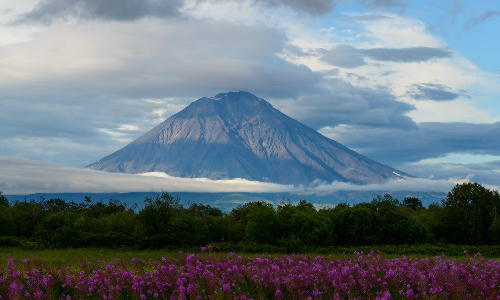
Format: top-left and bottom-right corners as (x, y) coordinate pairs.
(5, 191), (446, 212)
(87, 91), (408, 184)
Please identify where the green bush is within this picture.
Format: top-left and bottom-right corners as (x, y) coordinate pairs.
(0, 183), (499, 250)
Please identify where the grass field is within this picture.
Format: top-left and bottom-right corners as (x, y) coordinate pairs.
(1, 244), (499, 266)
(0, 247), (182, 266)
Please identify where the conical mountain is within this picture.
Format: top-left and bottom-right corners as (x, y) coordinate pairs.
(87, 91), (407, 184)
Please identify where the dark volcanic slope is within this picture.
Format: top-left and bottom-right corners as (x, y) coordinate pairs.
(87, 91), (406, 184)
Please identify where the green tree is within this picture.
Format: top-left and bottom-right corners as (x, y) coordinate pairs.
(0, 192), (8, 208)
(403, 197), (423, 210)
(135, 193), (182, 247)
(441, 183), (500, 244)
(244, 202), (277, 244)
(10, 201), (44, 237)
(335, 206), (379, 245)
(188, 204), (222, 216)
(275, 201), (329, 250)
(490, 217), (500, 244)
(367, 195), (429, 244)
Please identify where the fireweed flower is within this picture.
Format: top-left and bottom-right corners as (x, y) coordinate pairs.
(0, 253), (498, 299)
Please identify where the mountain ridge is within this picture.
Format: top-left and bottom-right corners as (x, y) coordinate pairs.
(87, 91), (408, 184)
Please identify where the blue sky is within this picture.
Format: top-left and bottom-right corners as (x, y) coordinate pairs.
(325, 1), (500, 73)
(0, 0), (499, 193)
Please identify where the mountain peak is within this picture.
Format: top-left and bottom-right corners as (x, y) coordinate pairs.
(209, 91), (271, 106)
(213, 90), (259, 99)
(181, 91), (274, 119)
(87, 92), (407, 185)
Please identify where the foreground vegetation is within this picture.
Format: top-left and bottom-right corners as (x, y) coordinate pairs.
(0, 182), (499, 251)
(1, 252), (499, 299)
(2, 244), (500, 267)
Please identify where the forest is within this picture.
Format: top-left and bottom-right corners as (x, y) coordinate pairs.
(0, 182), (499, 251)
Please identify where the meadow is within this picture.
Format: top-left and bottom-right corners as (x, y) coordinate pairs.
(1, 245), (500, 267)
(1, 249), (499, 299)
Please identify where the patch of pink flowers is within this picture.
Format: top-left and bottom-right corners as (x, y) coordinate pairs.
(0, 251), (499, 299)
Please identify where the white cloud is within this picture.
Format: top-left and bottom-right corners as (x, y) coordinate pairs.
(0, 0), (38, 24)
(1, 157), (493, 195)
(0, 157), (291, 194)
(0, 1), (46, 48)
(117, 124), (140, 131)
(301, 177), (473, 194)
(361, 15), (443, 48)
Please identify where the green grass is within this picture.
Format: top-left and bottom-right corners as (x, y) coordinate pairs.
(0, 248), (319, 266)
(213, 243), (500, 258)
(1, 244), (498, 267)
(0, 248), (182, 266)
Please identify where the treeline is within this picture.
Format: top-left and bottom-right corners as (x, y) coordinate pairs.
(0, 183), (499, 250)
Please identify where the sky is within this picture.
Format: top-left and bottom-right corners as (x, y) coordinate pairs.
(0, 0), (499, 193)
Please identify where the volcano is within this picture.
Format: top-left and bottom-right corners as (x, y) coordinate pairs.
(87, 91), (407, 184)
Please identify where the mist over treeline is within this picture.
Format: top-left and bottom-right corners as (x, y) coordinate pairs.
(0, 183), (499, 250)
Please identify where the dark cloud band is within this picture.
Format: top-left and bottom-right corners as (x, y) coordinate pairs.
(324, 122), (500, 165)
(255, 0), (334, 15)
(16, 0), (184, 23)
(407, 83), (467, 102)
(322, 45), (452, 68)
(16, 0), (418, 24)
(360, 47), (452, 62)
(16, 0), (338, 23)
(281, 78), (417, 130)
